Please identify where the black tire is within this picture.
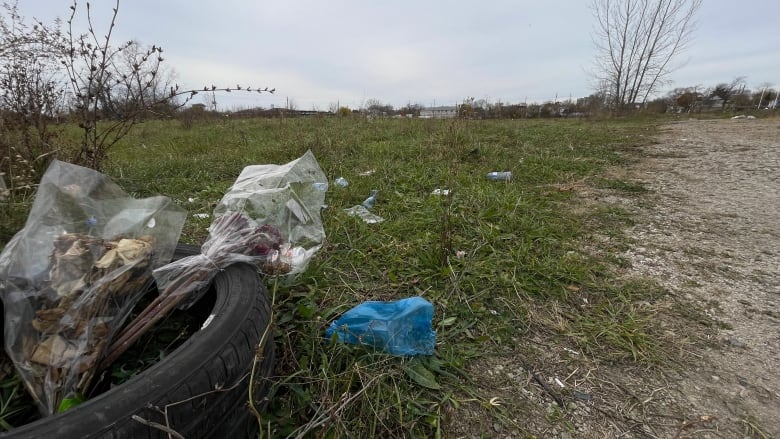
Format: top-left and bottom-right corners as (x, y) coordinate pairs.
(2, 245), (275, 438)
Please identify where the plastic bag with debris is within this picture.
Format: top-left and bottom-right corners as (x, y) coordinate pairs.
(0, 160), (186, 415)
(152, 149), (327, 309)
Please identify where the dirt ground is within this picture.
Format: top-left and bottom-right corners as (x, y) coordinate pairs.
(448, 118), (779, 438)
(619, 117), (779, 438)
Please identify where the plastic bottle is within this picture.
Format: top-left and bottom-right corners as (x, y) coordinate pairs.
(486, 171), (512, 181)
(334, 177), (349, 187)
(362, 189), (379, 209)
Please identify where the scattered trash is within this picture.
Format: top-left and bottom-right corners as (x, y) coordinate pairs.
(155, 149), (328, 308)
(334, 177), (349, 187)
(344, 205), (384, 224)
(187, 197), (196, 203)
(193, 213), (210, 219)
(486, 171), (512, 181)
(455, 250), (467, 258)
(553, 377), (565, 388)
(0, 160), (187, 415)
(102, 151), (329, 374)
(362, 189), (379, 209)
(731, 115), (756, 120)
(266, 243), (308, 274)
(325, 296), (436, 355)
(358, 169), (375, 176)
(431, 189), (450, 196)
(563, 347), (581, 356)
(200, 313), (215, 330)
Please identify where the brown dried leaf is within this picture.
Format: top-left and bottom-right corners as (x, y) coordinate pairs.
(30, 335), (79, 367)
(32, 308), (66, 333)
(94, 237), (153, 269)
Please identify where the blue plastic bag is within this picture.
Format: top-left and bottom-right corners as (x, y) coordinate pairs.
(325, 296), (436, 356)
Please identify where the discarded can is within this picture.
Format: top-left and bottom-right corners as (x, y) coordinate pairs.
(486, 171), (512, 181)
(334, 177), (349, 187)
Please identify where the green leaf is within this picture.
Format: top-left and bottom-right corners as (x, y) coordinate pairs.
(58, 393), (86, 413)
(403, 358), (441, 390)
(297, 303), (315, 318)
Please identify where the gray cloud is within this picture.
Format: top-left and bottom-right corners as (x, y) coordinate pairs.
(19, 1), (780, 110)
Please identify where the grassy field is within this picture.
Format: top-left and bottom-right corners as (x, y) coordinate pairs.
(2, 115), (681, 436)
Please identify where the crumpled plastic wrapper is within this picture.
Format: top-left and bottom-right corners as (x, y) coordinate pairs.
(153, 149), (327, 309)
(0, 160), (186, 415)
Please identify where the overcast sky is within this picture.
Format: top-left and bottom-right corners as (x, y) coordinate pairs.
(20, 1), (780, 111)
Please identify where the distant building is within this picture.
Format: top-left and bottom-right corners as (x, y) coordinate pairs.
(420, 106), (457, 119)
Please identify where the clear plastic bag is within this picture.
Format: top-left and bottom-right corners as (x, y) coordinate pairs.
(152, 149), (327, 308)
(0, 160), (186, 415)
(325, 296), (436, 356)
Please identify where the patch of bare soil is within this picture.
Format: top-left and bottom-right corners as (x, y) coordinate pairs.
(446, 118), (779, 439)
(619, 118), (779, 438)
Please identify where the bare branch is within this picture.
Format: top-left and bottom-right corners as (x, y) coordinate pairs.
(590, 0), (702, 111)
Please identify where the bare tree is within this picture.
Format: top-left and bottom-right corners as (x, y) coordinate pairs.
(0, 1), (65, 196)
(1, 0), (275, 175)
(709, 76), (746, 109)
(56, 0), (273, 170)
(590, 0), (702, 110)
(364, 98), (392, 116)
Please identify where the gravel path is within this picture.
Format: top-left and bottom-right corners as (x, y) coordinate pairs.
(625, 118), (780, 437)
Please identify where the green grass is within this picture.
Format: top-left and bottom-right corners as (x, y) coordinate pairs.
(1, 116), (685, 436)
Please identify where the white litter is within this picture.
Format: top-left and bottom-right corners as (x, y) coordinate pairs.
(201, 313), (215, 330)
(344, 205), (384, 224)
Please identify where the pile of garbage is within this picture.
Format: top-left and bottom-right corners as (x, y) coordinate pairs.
(0, 151), (328, 415)
(0, 149), (439, 419)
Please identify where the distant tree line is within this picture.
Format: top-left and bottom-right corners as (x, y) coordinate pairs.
(663, 78), (777, 113)
(2, 0), (776, 199)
